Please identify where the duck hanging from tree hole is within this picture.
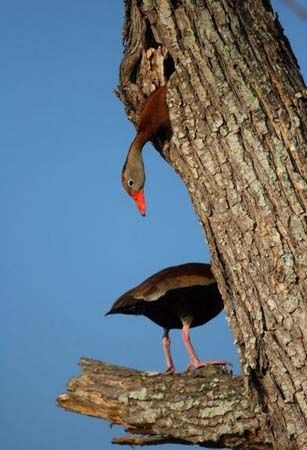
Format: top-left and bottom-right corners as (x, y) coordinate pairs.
(106, 262), (231, 372)
(121, 85), (171, 216)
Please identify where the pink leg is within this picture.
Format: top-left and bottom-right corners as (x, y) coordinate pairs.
(182, 323), (205, 369)
(182, 323), (232, 370)
(162, 329), (175, 372)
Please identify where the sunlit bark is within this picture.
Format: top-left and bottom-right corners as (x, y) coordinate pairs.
(116, 1), (307, 448)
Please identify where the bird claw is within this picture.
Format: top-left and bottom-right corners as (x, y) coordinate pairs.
(185, 362), (206, 371)
(164, 365), (176, 374)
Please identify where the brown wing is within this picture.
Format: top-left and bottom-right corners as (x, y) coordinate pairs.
(106, 263), (216, 315)
(134, 263), (215, 301)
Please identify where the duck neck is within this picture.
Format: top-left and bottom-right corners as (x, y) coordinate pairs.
(129, 131), (147, 156)
(126, 131), (147, 168)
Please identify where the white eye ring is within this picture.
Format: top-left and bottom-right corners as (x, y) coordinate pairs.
(128, 179), (134, 188)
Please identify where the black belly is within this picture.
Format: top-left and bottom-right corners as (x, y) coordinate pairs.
(141, 284), (224, 330)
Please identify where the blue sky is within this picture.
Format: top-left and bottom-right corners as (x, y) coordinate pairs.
(1, 2), (305, 450)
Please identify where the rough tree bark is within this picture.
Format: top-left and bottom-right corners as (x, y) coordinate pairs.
(58, 1), (306, 449)
(116, 0), (307, 448)
(58, 358), (272, 449)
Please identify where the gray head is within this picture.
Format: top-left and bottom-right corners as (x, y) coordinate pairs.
(121, 152), (146, 216)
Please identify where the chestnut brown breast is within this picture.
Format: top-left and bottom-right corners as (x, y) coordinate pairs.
(137, 85), (171, 141)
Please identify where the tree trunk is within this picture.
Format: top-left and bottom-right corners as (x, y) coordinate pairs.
(57, 358), (272, 449)
(116, 1), (307, 449)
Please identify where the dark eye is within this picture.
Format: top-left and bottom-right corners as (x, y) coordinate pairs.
(128, 179), (134, 188)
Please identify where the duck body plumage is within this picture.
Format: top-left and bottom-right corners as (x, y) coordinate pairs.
(137, 85), (171, 141)
(107, 263), (223, 330)
(106, 263), (229, 371)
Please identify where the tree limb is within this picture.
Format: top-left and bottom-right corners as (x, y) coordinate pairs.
(57, 358), (272, 449)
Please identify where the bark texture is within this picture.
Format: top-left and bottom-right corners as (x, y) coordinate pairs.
(117, 1), (307, 449)
(57, 358), (272, 449)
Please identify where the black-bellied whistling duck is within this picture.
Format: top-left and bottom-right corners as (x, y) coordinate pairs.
(121, 85), (171, 216)
(106, 262), (231, 372)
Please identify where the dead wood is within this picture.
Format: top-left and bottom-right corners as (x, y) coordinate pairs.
(57, 358), (272, 449)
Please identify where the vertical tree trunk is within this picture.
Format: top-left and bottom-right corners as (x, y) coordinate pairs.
(118, 1), (307, 449)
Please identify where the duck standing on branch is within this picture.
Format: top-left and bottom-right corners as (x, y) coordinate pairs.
(106, 263), (231, 372)
(121, 85), (171, 216)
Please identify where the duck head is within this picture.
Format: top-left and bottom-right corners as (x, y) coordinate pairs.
(121, 155), (146, 216)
